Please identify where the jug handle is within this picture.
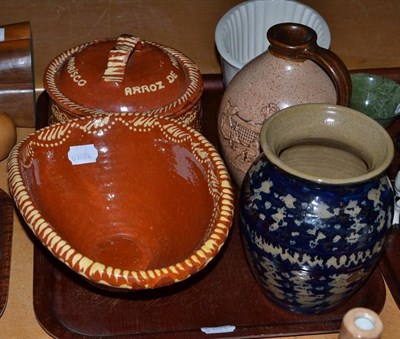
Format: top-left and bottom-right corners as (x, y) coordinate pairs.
(303, 45), (352, 106)
(268, 23), (352, 106)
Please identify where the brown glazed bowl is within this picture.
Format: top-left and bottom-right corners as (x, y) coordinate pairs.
(44, 35), (203, 129)
(8, 114), (234, 290)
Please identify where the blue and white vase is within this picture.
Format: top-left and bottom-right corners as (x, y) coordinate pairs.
(240, 103), (394, 313)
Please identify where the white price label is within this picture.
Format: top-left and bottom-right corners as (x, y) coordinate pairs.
(0, 28), (4, 42)
(200, 325), (236, 334)
(68, 144), (98, 165)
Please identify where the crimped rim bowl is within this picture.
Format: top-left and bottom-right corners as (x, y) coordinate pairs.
(8, 113), (234, 290)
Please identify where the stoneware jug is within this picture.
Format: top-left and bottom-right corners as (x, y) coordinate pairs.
(218, 23), (351, 187)
(240, 103), (394, 314)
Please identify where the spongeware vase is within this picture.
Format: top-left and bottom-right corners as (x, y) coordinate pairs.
(239, 103), (394, 313)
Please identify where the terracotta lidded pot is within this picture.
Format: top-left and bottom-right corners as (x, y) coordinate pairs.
(240, 103), (394, 313)
(44, 34), (203, 129)
(218, 23), (351, 187)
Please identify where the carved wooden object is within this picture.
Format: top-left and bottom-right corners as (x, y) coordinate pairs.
(0, 21), (35, 127)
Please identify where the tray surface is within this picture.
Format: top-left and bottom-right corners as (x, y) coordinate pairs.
(31, 73), (394, 338)
(379, 228), (400, 308)
(33, 225), (385, 338)
(0, 188), (14, 318)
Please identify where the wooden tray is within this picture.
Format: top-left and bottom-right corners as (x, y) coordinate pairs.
(379, 229), (400, 308)
(0, 189), (14, 318)
(31, 74), (392, 338)
(33, 226), (385, 338)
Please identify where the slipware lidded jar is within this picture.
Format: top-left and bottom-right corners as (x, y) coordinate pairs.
(43, 34), (203, 129)
(240, 103), (394, 314)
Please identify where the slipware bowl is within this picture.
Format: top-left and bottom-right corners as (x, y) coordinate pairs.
(8, 114), (234, 290)
(350, 73), (400, 128)
(215, 0), (331, 86)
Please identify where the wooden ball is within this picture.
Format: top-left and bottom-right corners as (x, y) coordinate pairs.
(0, 112), (17, 161)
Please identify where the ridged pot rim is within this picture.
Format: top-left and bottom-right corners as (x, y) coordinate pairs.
(7, 113), (234, 290)
(260, 103), (394, 185)
(214, 0), (331, 70)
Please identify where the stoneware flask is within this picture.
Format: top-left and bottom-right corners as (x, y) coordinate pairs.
(240, 103), (394, 314)
(218, 23), (351, 187)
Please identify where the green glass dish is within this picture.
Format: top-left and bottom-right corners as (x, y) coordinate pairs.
(350, 73), (400, 128)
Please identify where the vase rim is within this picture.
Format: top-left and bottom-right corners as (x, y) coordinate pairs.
(260, 103), (394, 185)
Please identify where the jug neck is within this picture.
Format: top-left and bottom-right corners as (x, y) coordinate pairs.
(268, 23), (317, 59)
(266, 23), (351, 106)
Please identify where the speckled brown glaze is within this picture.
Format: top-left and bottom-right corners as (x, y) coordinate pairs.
(7, 114), (234, 290)
(44, 35), (203, 130)
(218, 23), (351, 187)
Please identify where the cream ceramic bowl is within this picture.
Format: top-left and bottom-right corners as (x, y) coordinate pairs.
(8, 114), (234, 290)
(215, 0), (331, 85)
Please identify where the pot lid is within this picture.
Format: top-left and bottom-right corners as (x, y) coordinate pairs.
(44, 34), (203, 116)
